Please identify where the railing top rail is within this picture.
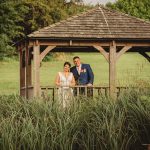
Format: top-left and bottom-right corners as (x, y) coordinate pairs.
(20, 85), (150, 90)
(21, 86), (34, 90)
(41, 86), (109, 89)
(40, 85), (150, 90)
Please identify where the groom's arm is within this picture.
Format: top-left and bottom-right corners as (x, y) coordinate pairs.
(86, 64), (94, 85)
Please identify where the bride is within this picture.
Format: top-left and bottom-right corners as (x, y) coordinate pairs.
(55, 62), (75, 108)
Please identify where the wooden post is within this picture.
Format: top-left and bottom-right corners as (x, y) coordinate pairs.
(25, 43), (29, 98)
(19, 44), (26, 97)
(25, 44), (33, 98)
(109, 41), (117, 99)
(28, 48), (32, 86)
(33, 40), (40, 97)
(27, 47), (33, 98)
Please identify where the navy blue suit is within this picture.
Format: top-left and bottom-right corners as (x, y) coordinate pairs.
(70, 64), (94, 85)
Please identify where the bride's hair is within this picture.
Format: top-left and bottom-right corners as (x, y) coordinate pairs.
(64, 62), (71, 67)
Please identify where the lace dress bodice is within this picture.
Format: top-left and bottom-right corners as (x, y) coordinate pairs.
(59, 72), (73, 87)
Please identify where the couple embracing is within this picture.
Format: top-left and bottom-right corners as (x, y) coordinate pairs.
(55, 56), (94, 108)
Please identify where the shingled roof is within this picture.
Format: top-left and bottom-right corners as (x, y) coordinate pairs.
(28, 6), (150, 39)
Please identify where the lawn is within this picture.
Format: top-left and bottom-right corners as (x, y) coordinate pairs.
(0, 53), (149, 95)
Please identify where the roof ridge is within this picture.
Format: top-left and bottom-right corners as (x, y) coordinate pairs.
(100, 5), (150, 25)
(98, 6), (113, 37)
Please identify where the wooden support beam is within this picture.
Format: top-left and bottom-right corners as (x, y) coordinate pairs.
(33, 41), (40, 97)
(139, 51), (150, 62)
(40, 46), (56, 62)
(116, 46), (132, 61)
(25, 43), (29, 98)
(29, 41), (111, 47)
(109, 41), (117, 99)
(28, 48), (32, 85)
(25, 45), (33, 99)
(29, 40), (150, 47)
(19, 45), (23, 96)
(93, 45), (109, 62)
(19, 44), (26, 97)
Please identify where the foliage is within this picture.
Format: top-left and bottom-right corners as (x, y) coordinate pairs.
(16, 0), (53, 35)
(106, 0), (150, 21)
(0, 90), (150, 149)
(0, 0), (23, 59)
(0, 0), (90, 58)
(0, 34), (15, 59)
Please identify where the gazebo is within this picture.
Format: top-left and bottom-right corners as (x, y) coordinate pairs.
(18, 6), (150, 99)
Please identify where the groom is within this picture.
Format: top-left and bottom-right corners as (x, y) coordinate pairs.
(70, 56), (94, 96)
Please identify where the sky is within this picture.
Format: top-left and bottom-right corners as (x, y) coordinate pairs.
(83, 0), (116, 5)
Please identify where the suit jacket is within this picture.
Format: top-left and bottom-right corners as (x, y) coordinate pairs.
(70, 64), (94, 85)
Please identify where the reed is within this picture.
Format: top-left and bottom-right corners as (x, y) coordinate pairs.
(0, 89), (150, 150)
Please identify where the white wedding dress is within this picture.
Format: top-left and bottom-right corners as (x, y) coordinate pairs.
(58, 72), (74, 108)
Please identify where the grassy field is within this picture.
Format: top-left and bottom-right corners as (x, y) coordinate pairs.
(0, 53), (150, 95)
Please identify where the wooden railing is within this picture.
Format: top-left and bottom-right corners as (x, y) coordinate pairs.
(20, 85), (150, 99)
(40, 85), (143, 100)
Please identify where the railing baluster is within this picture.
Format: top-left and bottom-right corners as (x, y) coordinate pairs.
(117, 87), (120, 97)
(85, 86), (87, 97)
(53, 88), (55, 101)
(104, 88), (107, 97)
(46, 87), (48, 97)
(98, 88), (102, 96)
(77, 87), (79, 96)
(98, 88), (100, 96)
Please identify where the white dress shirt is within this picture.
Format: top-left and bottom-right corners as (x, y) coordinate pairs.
(76, 64), (82, 75)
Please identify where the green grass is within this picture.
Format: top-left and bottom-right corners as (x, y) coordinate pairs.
(0, 58), (19, 95)
(0, 53), (150, 95)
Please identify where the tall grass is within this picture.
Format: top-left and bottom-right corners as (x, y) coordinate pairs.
(0, 89), (150, 150)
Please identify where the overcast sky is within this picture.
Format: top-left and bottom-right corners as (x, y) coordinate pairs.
(83, 0), (116, 5)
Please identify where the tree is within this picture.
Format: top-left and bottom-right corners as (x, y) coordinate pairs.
(16, 0), (54, 35)
(0, 0), (90, 59)
(0, 0), (23, 58)
(106, 0), (150, 21)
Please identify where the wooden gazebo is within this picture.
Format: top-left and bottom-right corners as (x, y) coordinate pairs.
(18, 6), (150, 99)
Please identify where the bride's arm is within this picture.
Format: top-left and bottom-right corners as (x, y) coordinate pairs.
(55, 73), (60, 86)
(70, 75), (75, 86)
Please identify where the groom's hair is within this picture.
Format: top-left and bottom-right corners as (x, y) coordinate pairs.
(64, 62), (71, 67)
(73, 56), (80, 60)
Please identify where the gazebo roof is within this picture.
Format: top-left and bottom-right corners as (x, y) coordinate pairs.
(28, 6), (150, 39)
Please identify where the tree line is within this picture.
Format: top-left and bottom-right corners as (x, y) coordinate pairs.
(0, 0), (90, 59)
(0, 0), (150, 59)
(107, 0), (150, 21)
